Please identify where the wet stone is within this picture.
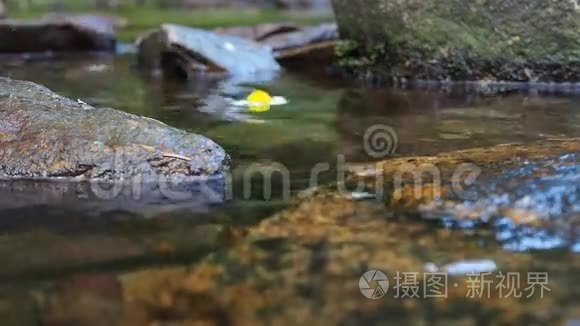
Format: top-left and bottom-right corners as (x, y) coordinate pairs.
(137, 24), (280, 79)
(0, 77), (229, 179)
(0, 77), (230, 210)
(0, 17), (116, 53)
(348, 138), (580, 250)
(116, 194), (579, 325)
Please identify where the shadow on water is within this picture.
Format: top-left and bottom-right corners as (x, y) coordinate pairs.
(0, 54), (579, 324)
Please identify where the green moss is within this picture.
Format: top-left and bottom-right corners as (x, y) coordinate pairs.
(399, 16), (496, 55)
(334, 40), (359, 58)
(335, 40), (379, 70)
(332, 0), (580, 81)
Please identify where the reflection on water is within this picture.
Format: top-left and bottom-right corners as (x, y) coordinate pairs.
(0, 54), (579, 325)
(338, 88), (580, 160)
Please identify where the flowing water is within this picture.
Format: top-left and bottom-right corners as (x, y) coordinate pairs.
(0, 54), (579, 325)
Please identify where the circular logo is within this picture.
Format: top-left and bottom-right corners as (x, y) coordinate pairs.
(359, 270), (389, 299)
(363, 124), (399, 158)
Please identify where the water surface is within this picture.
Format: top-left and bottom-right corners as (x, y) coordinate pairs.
(0, 54), (579, 325)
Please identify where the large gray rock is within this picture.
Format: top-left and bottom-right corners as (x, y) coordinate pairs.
(0, 77), (229, 180)
(0, 17), (115, 53)
(137, 24), (280, 79)
(332, 0), (580, 82)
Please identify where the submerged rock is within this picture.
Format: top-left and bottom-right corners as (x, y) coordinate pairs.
(348, 138), (580, 249)
(0, 77), (229, 180)
(332, 0), (580, 82)
(0, 17), (115, 53)
(349, 139), (579, 205)
(117, 193), (576, 325)
(41, 274), (123, 326)
(137, 24), (280, 79)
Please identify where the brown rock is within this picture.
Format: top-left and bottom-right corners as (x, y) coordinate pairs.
(0, 17), (116, 53)
(262, 23), (338, 51)
(348, 138), (580, 227)
(260, 23), (338, 64)
(117, 193), (571, 325)
(275, 40), (336, 63)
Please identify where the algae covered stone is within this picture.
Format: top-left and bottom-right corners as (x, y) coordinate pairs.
(332, 0), (580, 81)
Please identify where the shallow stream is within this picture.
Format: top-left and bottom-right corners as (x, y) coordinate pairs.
(0, 53), (579, 324)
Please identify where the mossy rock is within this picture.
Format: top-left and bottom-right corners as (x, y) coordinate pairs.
(332, 0), (580, 82)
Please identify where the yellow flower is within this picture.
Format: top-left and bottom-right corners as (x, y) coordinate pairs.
(246, 89), (272, 112)
(227, 89), (288, 112)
